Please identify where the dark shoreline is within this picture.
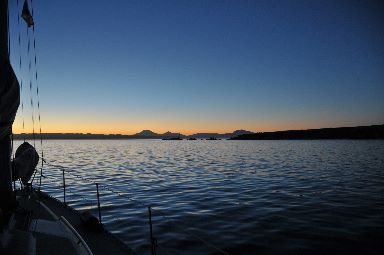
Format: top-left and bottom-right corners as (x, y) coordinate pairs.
(230, 124), (384, 140)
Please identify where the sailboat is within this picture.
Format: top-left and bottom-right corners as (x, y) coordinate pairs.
(0, 1), (135, 254)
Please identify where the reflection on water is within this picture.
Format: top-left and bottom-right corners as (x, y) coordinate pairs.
(15, 139), (384, 255)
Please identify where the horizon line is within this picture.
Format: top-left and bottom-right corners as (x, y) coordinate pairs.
(12, 123), (384, 136)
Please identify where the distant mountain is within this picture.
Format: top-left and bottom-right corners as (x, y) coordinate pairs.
(134, 130), (159, 136)
(228, 130), (255, 137)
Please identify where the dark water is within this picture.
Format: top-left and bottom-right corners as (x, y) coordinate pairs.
(16, 140), (384, 255)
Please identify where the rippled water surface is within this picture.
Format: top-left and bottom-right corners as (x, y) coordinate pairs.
(16, 139), (384, 255)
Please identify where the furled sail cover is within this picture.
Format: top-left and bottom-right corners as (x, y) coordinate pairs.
(13, 142), (39, 184)
(0, 61), (20, 139)
(22, 0), (34, 27)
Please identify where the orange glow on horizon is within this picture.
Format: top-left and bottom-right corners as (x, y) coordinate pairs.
(11, 117), (372, 135)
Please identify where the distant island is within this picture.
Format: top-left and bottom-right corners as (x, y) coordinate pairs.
(230, 124), (384, 140)
(13, 125), (384, 140)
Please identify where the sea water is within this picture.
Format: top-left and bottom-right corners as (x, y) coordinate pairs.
(14, 139), (384, 255)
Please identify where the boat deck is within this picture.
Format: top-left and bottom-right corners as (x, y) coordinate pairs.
(3, 188), (137, 255)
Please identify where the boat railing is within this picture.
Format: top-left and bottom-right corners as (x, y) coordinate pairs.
(15, 160), (230, 255)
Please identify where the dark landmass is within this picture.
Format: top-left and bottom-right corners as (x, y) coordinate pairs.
(230, 124), (384, 140)
(13, 129), (254, 140)
(188, 130), (254, 139)
(134, 130), (185, 139)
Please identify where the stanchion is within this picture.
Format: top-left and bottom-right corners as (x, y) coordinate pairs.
(38, 158), (43, 191)
(148, 206), (157, 255)
(62, 169), (66, 205)
(96, 183), (102, 225)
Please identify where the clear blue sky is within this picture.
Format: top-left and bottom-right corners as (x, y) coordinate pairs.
(9, 0), (384, 134)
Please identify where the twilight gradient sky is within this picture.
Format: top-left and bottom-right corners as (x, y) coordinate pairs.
(9, 0), (384, 135)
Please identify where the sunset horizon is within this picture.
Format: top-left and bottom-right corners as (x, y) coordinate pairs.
(7, 0), (383, 137)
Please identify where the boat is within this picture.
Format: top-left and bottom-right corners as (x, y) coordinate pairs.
(0, 1), (136, 254)
(162, 137), (183, 140)
(162, 133), (183, 140)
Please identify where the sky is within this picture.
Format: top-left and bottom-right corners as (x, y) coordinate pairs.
(8, 0), (384, 135)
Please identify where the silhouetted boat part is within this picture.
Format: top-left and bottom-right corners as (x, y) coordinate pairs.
(206, 137), (218, 140)
(2, 188), (135, 255)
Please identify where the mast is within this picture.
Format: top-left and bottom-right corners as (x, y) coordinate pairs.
(0, 0), (14, 215)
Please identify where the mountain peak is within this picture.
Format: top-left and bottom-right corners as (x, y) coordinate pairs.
(231, 130), (254, 136)
(135, 130), (158, 136)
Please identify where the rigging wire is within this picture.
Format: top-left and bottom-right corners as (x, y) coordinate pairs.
(26, 23), (36, 147)
(42, 173), (95, 206)
(8, 0), (14, 176)
(8, 0), (16, 180)
(17, 0), (26, 140)
(29, 0), (44, 189)
(14, 0), (43, 187)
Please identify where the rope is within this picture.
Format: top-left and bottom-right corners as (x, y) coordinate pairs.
(29, 163), (39, 184)
(29, 0), (44, 190)
(17, 0), (26, 140)
(26, 24), (36, 147)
